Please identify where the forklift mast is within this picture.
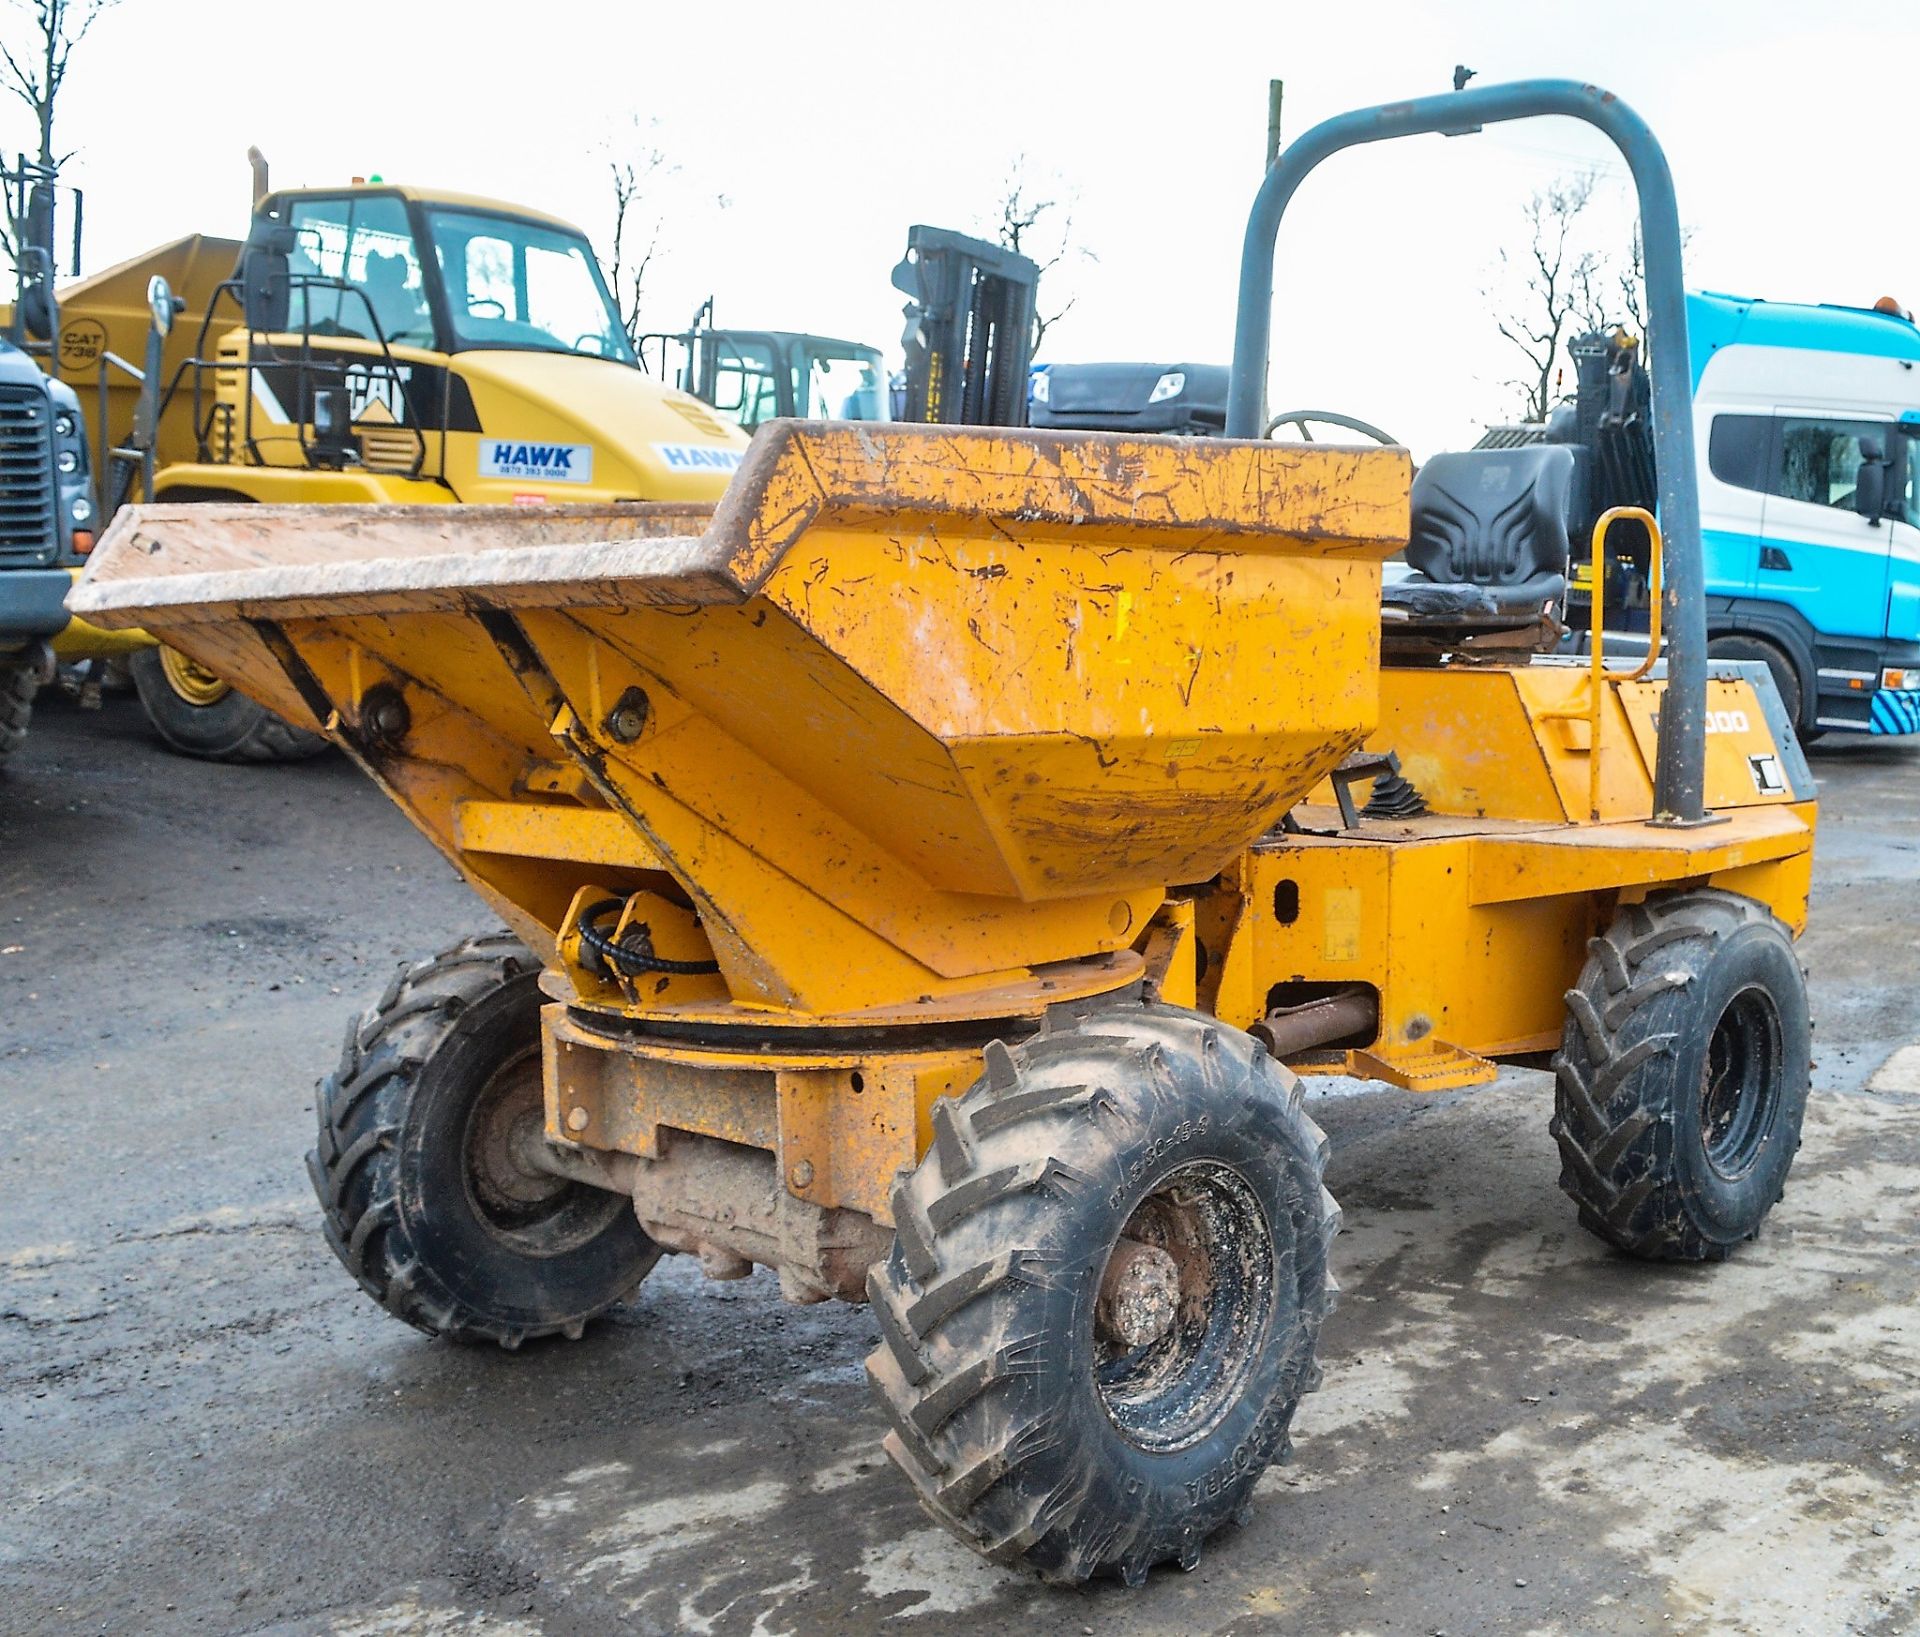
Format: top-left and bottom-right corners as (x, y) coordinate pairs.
(892, 225), (1037, 426)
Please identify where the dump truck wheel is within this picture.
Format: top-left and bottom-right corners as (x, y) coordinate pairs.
(1552, 888), (1810, 1262)
(130, 644), (330, 764)
(309, 932), (659, 1346)
(0, 658), (34, 764)
(866, 1002), (1339, 1586)
(1708, 633), (1808, 736)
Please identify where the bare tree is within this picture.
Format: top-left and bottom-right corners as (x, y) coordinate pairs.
(1596, 220), (1691, 340)
(0, 0), (116, 264)
(1489, 170), (1607, 421)
(601, 121), (672, 348)
(993, 157), (1094, 356)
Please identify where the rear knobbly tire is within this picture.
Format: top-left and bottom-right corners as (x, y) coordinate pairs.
(1551, 888), (1810, 1262)
(0, 659), (34, 765)
(866, 1001), (1339, 1586)
(309, 931), (659, 1346)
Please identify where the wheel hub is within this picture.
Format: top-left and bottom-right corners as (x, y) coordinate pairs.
(1097, 1238), (1181, 1349)
(1700, 985), (1783, 1180)
(1093, 1161), (1275, 1453)
(465, 1052), (573, 1223)
(157, 644), (233, 707)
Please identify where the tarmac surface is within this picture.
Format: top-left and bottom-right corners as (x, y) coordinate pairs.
(2, 691), (1917, 1636)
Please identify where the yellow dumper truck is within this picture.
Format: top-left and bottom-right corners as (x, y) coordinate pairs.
(70, 82), (1818, 1585)
(51, 176), (745, 758)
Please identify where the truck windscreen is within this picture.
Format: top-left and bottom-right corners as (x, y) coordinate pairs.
(427, 209), (635, 364)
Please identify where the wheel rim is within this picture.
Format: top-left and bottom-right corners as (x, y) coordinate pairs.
(157, 644), (232, 707)
(1093, 1161), (1276, 1453)
(1699, 985), (1784, 1180)
(462, 1047), (626, 1256)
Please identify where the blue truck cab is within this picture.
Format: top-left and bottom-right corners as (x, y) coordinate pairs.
(1689, 290), (1920, 734)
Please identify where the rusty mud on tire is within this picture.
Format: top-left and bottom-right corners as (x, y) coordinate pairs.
(866, 1001), (1339, 1586)
(308, 931), (659, 1347)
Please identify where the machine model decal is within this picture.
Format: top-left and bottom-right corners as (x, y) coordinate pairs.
(654, 442), (746, 473)
(479, 440), (594, 484)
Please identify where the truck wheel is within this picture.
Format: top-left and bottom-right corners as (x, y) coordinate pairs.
(0, 658), (34, 765)
(130, 644), (330, 764)
(309, 932), (659, 1346)
(1708, 633), (1808, 736)
(1551, 888), (1810, 1262)
(867, 1002), (1339, 1586)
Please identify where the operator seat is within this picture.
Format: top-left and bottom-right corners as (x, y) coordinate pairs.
(1383, 445), (1574, 643)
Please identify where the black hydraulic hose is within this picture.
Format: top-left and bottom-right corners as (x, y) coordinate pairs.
(576, 898), (720, 976)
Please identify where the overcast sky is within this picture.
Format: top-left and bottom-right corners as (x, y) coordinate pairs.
(24, 0), (1919, 456)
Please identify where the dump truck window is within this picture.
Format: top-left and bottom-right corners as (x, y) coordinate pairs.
(805, 351), (888, 420)
(284, 194), (432, 346)
(426, 209), (635, 364)
(705, 340), (782, 427)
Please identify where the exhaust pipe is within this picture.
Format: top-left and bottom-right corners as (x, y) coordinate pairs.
(1248, 986), (1378, 1057)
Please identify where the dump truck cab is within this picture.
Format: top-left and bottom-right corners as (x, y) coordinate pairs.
(50, 180), (746, 761)
(640, 316), (890, 430)
(155, 184), (747, 506)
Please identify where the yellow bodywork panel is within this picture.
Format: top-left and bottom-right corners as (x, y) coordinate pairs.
(1210, 801), (1811, 1086)
(1332, 664), (1802, 823)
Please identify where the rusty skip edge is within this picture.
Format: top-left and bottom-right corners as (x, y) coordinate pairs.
(68, 422), (1411, 631)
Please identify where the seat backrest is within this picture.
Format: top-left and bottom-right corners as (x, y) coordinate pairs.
(1406, 445), (1574, 587)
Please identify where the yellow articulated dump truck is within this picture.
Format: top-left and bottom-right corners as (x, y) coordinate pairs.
(51, 171), (745, 759)
(70, 83), (1819, 1585)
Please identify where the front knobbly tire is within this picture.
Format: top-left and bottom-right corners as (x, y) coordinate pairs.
(0, 660), (34, 765)
(1551, 888), (1811, 1262)
(866, 1002), (1339, 1586)
(309, 931), (658, 1347)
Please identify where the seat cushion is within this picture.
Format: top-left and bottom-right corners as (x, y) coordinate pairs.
(1385, 445), (1574, 633)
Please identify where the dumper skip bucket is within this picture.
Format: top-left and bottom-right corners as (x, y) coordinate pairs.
(73, 422), (1409, 1012)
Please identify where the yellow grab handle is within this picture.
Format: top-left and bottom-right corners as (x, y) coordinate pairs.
(1588, 505), (1663, 685)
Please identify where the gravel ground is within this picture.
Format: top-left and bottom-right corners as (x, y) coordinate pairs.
(2, 692), (1916, 1636)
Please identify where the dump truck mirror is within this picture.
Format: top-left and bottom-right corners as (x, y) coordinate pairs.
(16, 243), (52, 341)
(241, 237), (291, 334)
(1855, 438), (1888, 525)
(146, 275), (176, 339)
(18, 282), (51, 342)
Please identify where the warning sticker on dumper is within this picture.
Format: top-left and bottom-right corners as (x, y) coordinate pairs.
(479, 439), (594, 484)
